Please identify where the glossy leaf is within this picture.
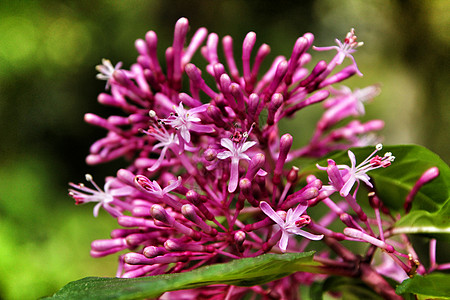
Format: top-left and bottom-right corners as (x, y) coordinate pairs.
(396, 273), (450, 299)
(392, 201), (450, 239)
(310, 276), (383, 300)
(45, 252), (317, 299)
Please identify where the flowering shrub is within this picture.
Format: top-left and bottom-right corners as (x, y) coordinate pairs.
(52, 18), (450, 299)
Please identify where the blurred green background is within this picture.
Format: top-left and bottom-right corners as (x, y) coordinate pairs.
(0, 0), (448, 299)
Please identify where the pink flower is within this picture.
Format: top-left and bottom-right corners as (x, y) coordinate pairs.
(161, 102), (214, 143)
(313, 28), (364, 76)
(141, 124), (179, 172)
(69, 174), (132, 217)
(217, 132), (257, 193)
(318, 144), (395, 196)
(95, 58), (122, 89)
(338, 145), (394, 196)
(259, 201), (323, 252)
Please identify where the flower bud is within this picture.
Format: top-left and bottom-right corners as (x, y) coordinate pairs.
(181, 204), (217, 235)
(110, 228), (141, 238)
(300, 60), (327, 87)
(273, 134), (293, 184)
(150, 205), (173, 225)
(230, 83), (246, 111)
(247, 93), (260, 119)
(405, 167), (439, 213)
(143, 246), (167, 258)
(91, 238), (127, 252)
(239, 178), (259, 207)
(234, 231), (246, 252)
(287, 166), (299, 183)
(186, 190), (215, 220)
(118, 216), (157, 228)
(245, 153), (265, 180)
(204, 148), (217, 161)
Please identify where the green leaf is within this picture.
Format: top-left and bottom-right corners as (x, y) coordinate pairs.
(392, 200), (450, 239)
(310, 276), (383, 300)
(396, 273), (450, 299)
(45, 252), (317, 299)
(301, 145), (450, 238)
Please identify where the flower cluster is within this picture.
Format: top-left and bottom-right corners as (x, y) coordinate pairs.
(69, 18), (444, 299)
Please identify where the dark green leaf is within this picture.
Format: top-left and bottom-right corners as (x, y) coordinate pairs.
(45, 252), (317, 299)
(396, 273), (450, 299)
(310, 276), (383, 300)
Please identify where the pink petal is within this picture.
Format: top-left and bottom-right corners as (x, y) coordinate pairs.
(149, 146), (168, 172)
(179, 127), (191, 143)
(312, 45), (338, 52)
(110, 186), (134, 197)
(220, 138), (234, 151)
(291, 203), (308, 220)
(228, 157), (240, 193)
(340, 177), (355, 197)
(189, 123), (215, 133)
(358, 175), (373, 188)
(93, 202), (102, 217)
(188, 104), (208, 114)
(278, 231), (289, 252)
(257, 169), (267, 176)
(347, 150), (356, 169)
(292, 228), (324, 240)
(217, 151), (232, 160)
(259, 201), (284, 227)
(239, 153), (251, 161)
(162, 177), (182, 194)
(241, 141), (257, 152)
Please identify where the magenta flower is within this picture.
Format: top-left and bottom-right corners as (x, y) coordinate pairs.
(338, 144), (395, 196)
(217, 132), (257, 193)
(161, 102), (214, 143)
(69, 174), (132, 217)
(318, 144), (395, 196)
(141, 124), (179, 172)
(69, 18), (425, 299)
(260, 201), (323, 252)
(313, 28), (364, 76)
(95, 58), (123, 89)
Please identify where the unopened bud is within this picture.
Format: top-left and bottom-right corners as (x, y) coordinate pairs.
(234, 231), (246, 245)
(143, 246), (167, 258)
(150, 204), (172, 224)
(164, 239), (183, 252)
(287, 166), (299, 183)
(368, 191), (380, 209)
(267, 93), (283, 125)
(204, 148), (217, 161)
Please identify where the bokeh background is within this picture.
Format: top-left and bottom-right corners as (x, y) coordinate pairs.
(0, 0), (448, 298)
